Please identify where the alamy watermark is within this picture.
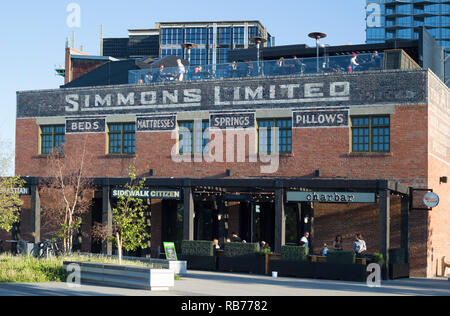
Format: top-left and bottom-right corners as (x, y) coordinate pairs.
(366, 263), (382, 288)
(366, 2), (382, 28)
(171, 122), (280, 174)
(66, 3), (81, 28)
(66, 263), (81, 288)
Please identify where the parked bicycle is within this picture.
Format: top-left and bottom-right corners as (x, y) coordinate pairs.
(32, 240), (63, 258)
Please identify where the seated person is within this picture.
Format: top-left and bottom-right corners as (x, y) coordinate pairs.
(322, 243), (329, 256)
(213, 238), (221, 250)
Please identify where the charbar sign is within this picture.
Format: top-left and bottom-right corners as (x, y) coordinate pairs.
(16, 71), (427, 118)
(287, 191), (376, 203)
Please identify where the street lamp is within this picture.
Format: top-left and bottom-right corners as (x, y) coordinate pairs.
(444, 52), (450, 86)
(250, 36), (267, 76)
(181, 43), (198, 65)
(308, 32), (327, 73)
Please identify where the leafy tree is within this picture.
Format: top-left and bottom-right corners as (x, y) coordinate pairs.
(0, 176), (25, 232)
(93, 164), (151, 264)
(112, 165), (150, 264)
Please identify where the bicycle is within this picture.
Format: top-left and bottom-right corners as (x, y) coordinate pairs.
(32, 240), (63, 259)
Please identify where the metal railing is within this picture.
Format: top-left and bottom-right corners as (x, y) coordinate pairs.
(129, 53), (385, 84)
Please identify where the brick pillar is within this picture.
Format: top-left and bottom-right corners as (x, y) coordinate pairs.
(274, 185), (285, 254)
(183, 185), (194, 241)
(31, 184), (41, 243)
(102, 185), (113, 255)
(379, 190), (391, 280)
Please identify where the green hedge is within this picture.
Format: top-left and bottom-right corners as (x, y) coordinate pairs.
(181, 240), (215, 257)
(326, 250), (356, 265)
(281, 246), (309, 262)
(389, 248), (406, 264)
(223, 243), (260, 258)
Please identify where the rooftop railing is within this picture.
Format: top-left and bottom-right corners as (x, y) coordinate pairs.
(129, 53), (385, 85)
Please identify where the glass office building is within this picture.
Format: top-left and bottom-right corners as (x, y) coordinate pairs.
(159, 21), (273, 66)
(366, 0), (450, 84)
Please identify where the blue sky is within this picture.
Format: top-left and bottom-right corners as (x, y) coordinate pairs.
(0, 0), (367, 174)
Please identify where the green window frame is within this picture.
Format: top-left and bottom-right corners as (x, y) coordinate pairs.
(351, 116), (390, 153)
(179, 121), (209, 154)
(257, 118), (292, 154)
(41, 125), (65, 155)
(108, 123), (136, 154)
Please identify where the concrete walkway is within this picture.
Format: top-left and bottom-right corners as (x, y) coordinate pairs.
(0, 271), (449, 296)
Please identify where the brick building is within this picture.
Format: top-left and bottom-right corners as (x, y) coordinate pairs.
(10, 50), (450, 278)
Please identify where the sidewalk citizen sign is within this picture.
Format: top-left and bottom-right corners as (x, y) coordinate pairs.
(423, 192), (439, 208)
(163, 242), (178, 261)
(287, 191), (376, 203)
(112, 188), (181, 200)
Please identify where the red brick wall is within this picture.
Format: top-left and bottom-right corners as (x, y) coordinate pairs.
(16, 104), (429, 181)
(71, 59), (108, 83)
(15, 103), (432, 275)
(427, 73), (450, 277)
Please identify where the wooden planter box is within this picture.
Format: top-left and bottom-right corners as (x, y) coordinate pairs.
(269, 260), (368, 282)
(181, 255), (217, 271)
(218, 255), (266, 275)
(389, 263), (409, 280)
(269, 260), (316, 278)
(314, 262), (368, 282)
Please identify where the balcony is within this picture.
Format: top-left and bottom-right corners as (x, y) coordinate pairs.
(129, 53), (385, 85)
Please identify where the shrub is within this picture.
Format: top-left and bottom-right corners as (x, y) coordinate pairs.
(371, 253), (385, 265)
(327, 250), (356, 265)
(389, 248), (406, 264)
(223, 243), (259, 258)
(281, 246), (309, 262)
(260, 249), (272, 254)
(181, 240), (215, 257)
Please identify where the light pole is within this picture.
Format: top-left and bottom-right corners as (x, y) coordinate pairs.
(250, 36), (267, 76)
(308, 32), (327, 73)
(181, 43), (198, 65)
(444, 52), (450, 86)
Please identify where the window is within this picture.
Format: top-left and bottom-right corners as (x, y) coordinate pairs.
(108, 123), (135, 154)
(351, 116), (390, 153)
(41, 125), (65, 155)
(179, 121), (209, 154)
(258, 119), (292, 154)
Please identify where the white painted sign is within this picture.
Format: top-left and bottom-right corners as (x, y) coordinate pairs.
(423, 192), (439, 208)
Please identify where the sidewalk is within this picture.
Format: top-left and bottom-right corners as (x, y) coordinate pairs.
(0, 270), (449, 296)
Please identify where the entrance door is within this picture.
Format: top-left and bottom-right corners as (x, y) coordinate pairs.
(239, 202), (275, 247)
(161, 200), (184, 243)
(194, 202), (218, 241)
(255, 203), (275, 249)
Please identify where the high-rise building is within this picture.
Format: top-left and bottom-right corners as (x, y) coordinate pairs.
(102, 21), (273, 66)
(103, 29), (160, 59)
(366, 0), (450, 49)
(159, 21), (273, 65)
(366, 0), (450, 84)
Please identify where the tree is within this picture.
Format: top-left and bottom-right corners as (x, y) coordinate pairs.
(94, 164), (150, 264)
(0, 138), (24, 233)
(0, 176), (25, 232)
(40, 137), (94, 254)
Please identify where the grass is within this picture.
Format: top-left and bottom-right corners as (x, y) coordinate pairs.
(0, 254), (182, 283)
